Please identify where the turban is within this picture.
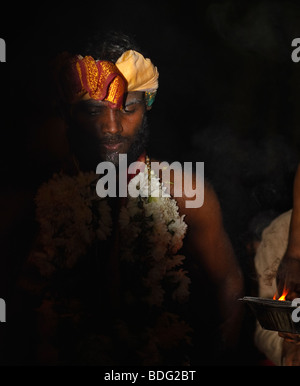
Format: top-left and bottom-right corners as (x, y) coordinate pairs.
(56, 50), (159, 109)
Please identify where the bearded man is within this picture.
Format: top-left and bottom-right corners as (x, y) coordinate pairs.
(14, 31), (244, 366)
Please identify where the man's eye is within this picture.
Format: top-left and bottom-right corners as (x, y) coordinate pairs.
(122, 104), (137, 114)
(75, 105), (101, 116)
(86, 108), (102, 116)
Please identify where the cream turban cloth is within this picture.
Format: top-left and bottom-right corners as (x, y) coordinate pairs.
(116, 50), (159, 93)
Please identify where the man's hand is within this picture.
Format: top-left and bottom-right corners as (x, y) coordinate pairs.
(279, 332), (300, 344)
(276, 255), (300, 299)
(276, 164), (300, 300)
(282, 339), (300, 365)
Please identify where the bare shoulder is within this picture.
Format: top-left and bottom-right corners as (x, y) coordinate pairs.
(177, 177), (222, 231)
(150, 158), (221, 229)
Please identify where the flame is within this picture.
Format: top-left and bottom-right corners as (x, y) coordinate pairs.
(273, 287), (289, 301)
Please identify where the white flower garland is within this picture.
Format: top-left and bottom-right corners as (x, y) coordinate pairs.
(31, 166), (190, 307)
(120, 168), (190, 306)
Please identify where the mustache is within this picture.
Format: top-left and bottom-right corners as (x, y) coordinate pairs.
(100, 135), (129, 145)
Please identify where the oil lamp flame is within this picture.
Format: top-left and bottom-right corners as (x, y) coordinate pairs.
(273, 287), (288, 301)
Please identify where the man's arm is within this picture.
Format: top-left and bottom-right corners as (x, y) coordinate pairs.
(173, 173), (244, 350)
(253, 209), (300, 366)
(277, 164), (300, 297)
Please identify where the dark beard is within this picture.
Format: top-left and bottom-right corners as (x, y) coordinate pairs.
(67, 115), (150, 172)
(124, 116), (149, 166)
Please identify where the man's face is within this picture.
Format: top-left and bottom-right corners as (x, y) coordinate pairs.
(67, 91), (149, 170)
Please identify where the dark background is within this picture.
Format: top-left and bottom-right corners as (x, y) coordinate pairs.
(1, 0), (300, 365)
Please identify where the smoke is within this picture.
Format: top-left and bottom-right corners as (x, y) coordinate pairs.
(187, 124), (298, 249)
(206, 0), (300, 62)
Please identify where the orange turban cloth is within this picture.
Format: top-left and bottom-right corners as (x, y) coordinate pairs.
(56, 50), (159, 109)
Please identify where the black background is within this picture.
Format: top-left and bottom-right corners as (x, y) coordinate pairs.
(1, 0), (300, 365)
(2, 1), (300, 217)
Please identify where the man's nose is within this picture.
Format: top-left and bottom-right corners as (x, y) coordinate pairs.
(99, 107), (123, 134)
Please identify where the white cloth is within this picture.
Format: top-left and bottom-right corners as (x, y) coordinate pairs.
(254, 209), (292, 365)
